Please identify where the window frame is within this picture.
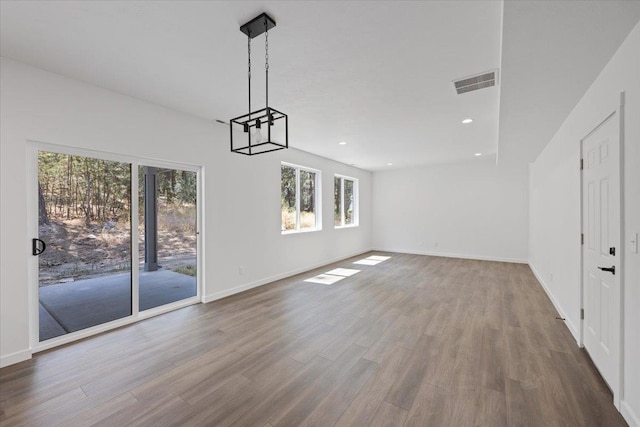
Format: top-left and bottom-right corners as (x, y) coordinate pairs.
(281, 162), (322, 234)
(334, 174), (359, 228)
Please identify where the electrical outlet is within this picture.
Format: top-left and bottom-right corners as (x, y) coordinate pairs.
(434, 241), (439, 247)
(631, 232), (639, 254)
(550, 273), (554, 282)
(239, 266), (244, 276)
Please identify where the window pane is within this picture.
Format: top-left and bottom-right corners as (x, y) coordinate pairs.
(345, 179), (354, 225)
(281, 165), (297, 231)
(334, 177), (342, 226)
(38, 151), (132, 341)
(139, 167), (197, 311)
(300, 170), (316, 229)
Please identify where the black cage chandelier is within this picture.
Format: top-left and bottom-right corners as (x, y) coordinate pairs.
(230, 13), (288, 155)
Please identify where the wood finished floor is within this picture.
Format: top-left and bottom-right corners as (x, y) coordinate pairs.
(0, 253), (627, 427)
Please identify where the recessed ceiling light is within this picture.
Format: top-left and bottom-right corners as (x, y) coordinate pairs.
(475, 153), (482, 156)
(462, 118), (473, 124)
(387, 162), (393, 166)
(338, 141), (347, 145)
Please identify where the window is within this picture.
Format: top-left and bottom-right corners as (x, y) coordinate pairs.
(334, 175), (358, 227)
(281, 163), (321, 233)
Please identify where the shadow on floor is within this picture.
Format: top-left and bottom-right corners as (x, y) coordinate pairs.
(39, 269), (196, 341)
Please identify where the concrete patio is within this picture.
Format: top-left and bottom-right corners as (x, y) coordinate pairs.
(39, 269), (196, 341)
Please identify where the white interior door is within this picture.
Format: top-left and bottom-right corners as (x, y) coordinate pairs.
(581, 111), (620, 396)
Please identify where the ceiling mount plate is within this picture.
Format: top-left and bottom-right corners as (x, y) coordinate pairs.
(240, 13), (276, 39)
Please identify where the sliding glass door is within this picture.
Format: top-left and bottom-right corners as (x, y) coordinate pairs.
(34, 147), (200, 344)
(37, 151), (132, 341)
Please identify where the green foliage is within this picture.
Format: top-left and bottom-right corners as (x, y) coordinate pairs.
(344, 178), (354, 224)
(38, 152), (131, 224)
(300, 170), (315, 213)
(281, 165), (317, 230)
(281, 165), (296, 210)
(38, 152), (198, 226)
(155, 169), (197, 205)
(334, 177), (355, 226)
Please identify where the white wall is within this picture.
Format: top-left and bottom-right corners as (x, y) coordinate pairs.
(371, 159), (529, 263)
(0, 58), (372, 366)
(529, 22), (640, 427)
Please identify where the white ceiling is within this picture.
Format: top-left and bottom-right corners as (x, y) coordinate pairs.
(1, 1), (639, 171)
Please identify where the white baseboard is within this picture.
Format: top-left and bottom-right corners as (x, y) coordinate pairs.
(623, 401), (640, 427)
(373, 247), (528, 264)
(529, 262), (580, 344)
(0, 348), (32, 368)
(203, 248), (373, 303)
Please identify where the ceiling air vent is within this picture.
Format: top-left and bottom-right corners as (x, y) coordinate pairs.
(453, 70), (498, 95)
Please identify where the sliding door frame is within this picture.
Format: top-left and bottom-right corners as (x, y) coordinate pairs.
(27, 141), (204, 353)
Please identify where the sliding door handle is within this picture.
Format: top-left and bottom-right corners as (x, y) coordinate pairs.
(32, 238), (46, 256)
(597, 266), (615, 275)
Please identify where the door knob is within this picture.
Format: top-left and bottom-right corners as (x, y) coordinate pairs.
(598, 266), (615, 275)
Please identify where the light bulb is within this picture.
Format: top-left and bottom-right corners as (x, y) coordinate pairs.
(254, 119), (262, 143)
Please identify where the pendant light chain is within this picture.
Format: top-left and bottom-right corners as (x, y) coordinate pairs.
(265, 20), (269, 109)
(247, 35), (252, 119)
(265, 24), (269, 71)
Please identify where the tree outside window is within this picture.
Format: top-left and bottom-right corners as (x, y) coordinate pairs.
(281, 163), (321, 232)
(334, 175), (358, 228)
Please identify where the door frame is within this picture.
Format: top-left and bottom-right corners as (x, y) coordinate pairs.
(579, 91), (625, 409)
(27, 140), (204, 353)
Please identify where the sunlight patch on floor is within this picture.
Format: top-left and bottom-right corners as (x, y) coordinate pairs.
(304, 274), (346, 285)
(367, 255), (391, 261)
(305, 256), (391, 285)
(325, 268), (361, 277)
(354, 255), (391, 265)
